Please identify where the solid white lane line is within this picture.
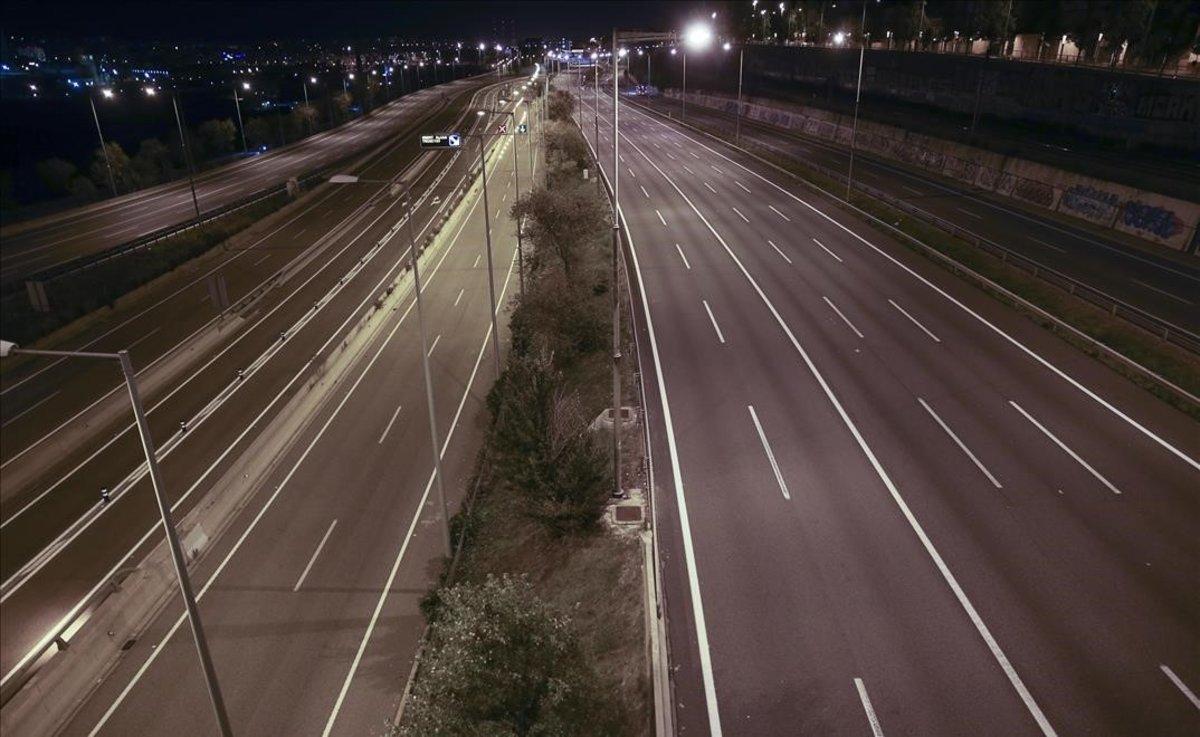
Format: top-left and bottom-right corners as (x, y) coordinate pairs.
(293, 519), (338, 592)
(888, 299), (941, 343)
(1160, 664), (1200, 711)
(472, 253), (482, 268)
(322, 251), (521, 737)
(735, 181), (751, 193)
(641, 185), (651, 198)
(656, 209), (667, 227)
(1, 391), (60, 429)
(768, 205), (791, 222)
(748, 405), (790, 500)
(732, 207), (750, 223)
(675, 243), (692, 270)
(812, 237), (844, 263)
(124, 326), (162, 351)
(918, 398), (1002, 488)
(453, 288), (464, 307)
(956, 206), (983, 220)
(1028, 236), (1067, 254)
(855, 678), (885, 737)
(823, 297), (864, 339)
(625, 101), (1200, 473)
(767, 239), (793, 264)
(702, 300), (726, 344)
(378, 403), (404, 444)
(627, 136), (1056, 737)
(1131, 278), (1194, 305)
(427, 334), (441, 357)
(704, 182), (717, 193)
(1009, 400), (1122, 494)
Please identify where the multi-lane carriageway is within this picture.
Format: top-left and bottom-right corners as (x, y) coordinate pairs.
(2, 72), (536, 736)
(574, 78), (1199, 736)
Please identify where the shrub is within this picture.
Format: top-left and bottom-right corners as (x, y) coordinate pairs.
(397, 575), (612, 737)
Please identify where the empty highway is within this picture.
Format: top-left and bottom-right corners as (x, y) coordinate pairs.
(577, 78), (1199, 736)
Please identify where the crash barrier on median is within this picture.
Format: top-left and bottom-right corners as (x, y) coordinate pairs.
(662, 89), (1200, 253)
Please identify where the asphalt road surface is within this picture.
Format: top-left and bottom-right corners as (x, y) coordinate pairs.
(0, 76), (484, 286)
(617, 90), (1200, 336)
(0, 75), (526, 708)
(55, 96), (531, 736)
(578, 81), (1199, 736)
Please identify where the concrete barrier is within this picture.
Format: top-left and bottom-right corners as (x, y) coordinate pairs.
(666, 89), (1200, 253)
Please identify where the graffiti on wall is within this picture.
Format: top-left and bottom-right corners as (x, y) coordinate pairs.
(1059, 184), (1121, 223)
(997, 173), (1056, 208)
(1121, 201), (1185, 241)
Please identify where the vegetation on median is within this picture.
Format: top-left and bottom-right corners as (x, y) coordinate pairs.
(394, 87), (650, 737)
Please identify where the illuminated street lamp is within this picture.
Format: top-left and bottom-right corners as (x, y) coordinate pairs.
(89, 89), (118, 197)
(144, 85), (201, 218)
(680, 22), (714, 121)
(233, 81), (250, 154)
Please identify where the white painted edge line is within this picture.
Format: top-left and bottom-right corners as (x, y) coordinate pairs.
(378, 404), (403, 445)
(620, 99), (1200, 474)
(735, 181), (751, 193)
(918, 398), (1002, 488)
(427, 334), (441, 357)
(812, 237), (843, 263)
(747, 405), (790, 500)
(1131, 278), (1194, 306)
(768, 205), (791, 222)
(732, 206), (750, 223)
(702, 300), (726, 344)
(767, 239), (793, 265)
(823, 296), (864, 339)
(321, 248), (520, 737)
(293, 519), (338, 592)
(575, 115), (725, 736)
(1160, 664), (1200, 711)
(656, 209), (667, 227)
(888, 299), (942, 343)
(627, 134), (1056, 737)
(1009, 400), (1122, 495)
(675, 243), (692, 270)
(2, 391), (61, 430)
(854, 678), (885, 737)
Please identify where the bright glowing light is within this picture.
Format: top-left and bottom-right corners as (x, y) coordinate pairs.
(618, 48), (628, 57)
(495, 44), (503, 51)
(478, 42), (486, 51)
(101, 88), (114, 98)
(242, 81), (251, 90)
(310, 76), (317, 83)
(670, 48), (678, 56)
(144, 86), (156, 95)
(723, 42), (732, 51)
(348, 73), (355, 79)
(637, 48), (644, 56)
(684, 23), (714, 50)
(590, 52), (598, 60)
(833, 31), (846, 45)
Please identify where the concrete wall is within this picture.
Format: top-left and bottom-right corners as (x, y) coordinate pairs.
(666, 89), (1200, 252)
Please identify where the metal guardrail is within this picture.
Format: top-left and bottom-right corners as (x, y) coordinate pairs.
(651, 98), (1200, 357)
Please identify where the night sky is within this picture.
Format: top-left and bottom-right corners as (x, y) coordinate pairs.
(5, 1), (724, 43)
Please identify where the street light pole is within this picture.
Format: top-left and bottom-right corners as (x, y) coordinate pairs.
(611, 29), (623, 499)
(0, 343), (234, 737)
(682, 49), (687, 121)
(475, 129), (503, 378)
(735, 47), (745, 145)
(491, 108), (526, 297)
(171, 92), (202, 219)
(846, 0), (868, 200)
(233, 83), (249, 155)
(89, 94), (118, 197)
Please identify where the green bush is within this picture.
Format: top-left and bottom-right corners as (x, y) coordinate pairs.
(489, 353), (611, 535)
(397, 575), (613, 737)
